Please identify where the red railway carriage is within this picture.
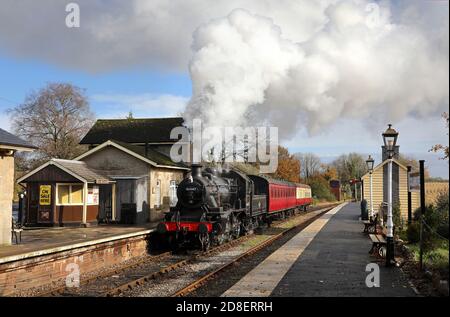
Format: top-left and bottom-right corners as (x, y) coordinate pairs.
(249, 175), (311, 214)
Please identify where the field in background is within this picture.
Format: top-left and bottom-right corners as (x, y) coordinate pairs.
(425, 182), (449, 205)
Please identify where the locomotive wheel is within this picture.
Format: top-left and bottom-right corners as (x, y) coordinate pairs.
(378, 246), (386, 258)
(168, 234), (179, 252)
(231, 216), (241, 239)
(199, 233), (210, 252)
(216, 232), (229, 245)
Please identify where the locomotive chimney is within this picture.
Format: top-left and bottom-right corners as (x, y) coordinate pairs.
(191, 163), (203, 178)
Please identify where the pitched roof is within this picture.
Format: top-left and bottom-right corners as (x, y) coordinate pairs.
(51, 159), (112, 183)
(75, 140), (189, 170)
(112, 140), (187, 168)
(79, 117), (185, 145)
(361, 158), (408, 179)
(17, 159), (112, 184)
(0, 128), (36, 150)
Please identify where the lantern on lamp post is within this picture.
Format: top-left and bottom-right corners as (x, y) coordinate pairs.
(366, 155), (375, 220)
(382, 124), (398, 267)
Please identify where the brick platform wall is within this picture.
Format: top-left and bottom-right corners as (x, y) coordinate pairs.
(0, 234), (149, 296)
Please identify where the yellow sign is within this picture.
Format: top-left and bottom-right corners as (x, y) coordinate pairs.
(39, 185), (51, 206)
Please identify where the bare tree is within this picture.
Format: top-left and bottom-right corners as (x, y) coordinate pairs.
(296, 153), (322, 180)
(398, 154), (430, 179)
(8, 83), (94, 162)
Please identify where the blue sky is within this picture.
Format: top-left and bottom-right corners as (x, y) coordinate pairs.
(0, 0), (448, 178)
(0, 53), (192, 117)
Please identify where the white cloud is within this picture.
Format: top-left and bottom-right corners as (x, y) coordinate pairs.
(0, 0), (330, 72)
(184, 3), (448, 139)
(0, 0), (447, 177)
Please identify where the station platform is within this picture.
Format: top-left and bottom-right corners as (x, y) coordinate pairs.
(223, 203), (416, 297)
(0, 223), (157, 295)
(0, 223), (156, 264)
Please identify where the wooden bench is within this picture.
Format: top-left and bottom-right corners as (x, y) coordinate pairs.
(368, 227), (387, 258)
(362, 214), (378, 233)
(368, 234), (386, 258)
(11, 218), (23, 244)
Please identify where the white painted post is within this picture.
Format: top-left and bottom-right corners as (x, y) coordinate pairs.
(387, 159), (393, 238)
(111, 183), (116, 221)
(360, 182), (363, 203)
(369, 171), (374, 219)
(82, 182), (88, 225)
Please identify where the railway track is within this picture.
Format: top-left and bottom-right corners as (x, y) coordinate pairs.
(108, 204), (338, 297)
(38, 234), (250, 297)
(36, 203), (337, 297)
(171, 204), (336, 297)
(103, 235), (250, 297)
(37, 251), (172, 297)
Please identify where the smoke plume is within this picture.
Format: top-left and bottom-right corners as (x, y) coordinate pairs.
(184, 1), (449, 139)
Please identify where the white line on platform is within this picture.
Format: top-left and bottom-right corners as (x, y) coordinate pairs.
(221, 203), (347, 297)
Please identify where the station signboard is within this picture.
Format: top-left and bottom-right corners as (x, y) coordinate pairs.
(408, 171), (421, 192)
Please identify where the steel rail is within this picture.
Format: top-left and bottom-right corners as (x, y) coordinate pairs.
(37, 250), (172, 297)
(103, 234), (251, 296)
(171, 205), (335, 297)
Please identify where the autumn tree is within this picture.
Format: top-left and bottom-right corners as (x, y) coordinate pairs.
(9, 83), (94, 164)
(430, 112), (449, 160)
(273, 146), (301, 183)
(321, 165), (338, 182)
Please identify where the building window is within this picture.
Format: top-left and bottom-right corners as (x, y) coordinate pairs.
(71, 185), (83, 204)
(57, 184), (84, 205)
(58, 185), (70, 204)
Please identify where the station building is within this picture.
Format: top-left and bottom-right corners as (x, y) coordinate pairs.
(361, 145), (420, 221)
(17, 118), (189, 227)
(0, 128), (36, 245)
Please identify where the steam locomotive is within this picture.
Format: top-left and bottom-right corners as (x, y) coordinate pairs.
(157, 164), (312, 250)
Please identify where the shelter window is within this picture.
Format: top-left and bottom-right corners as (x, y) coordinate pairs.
(57, 184), (84, 205)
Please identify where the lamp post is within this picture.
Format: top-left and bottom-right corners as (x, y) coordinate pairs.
(366, 155), (375, 220)
(382, 124), (398, 267)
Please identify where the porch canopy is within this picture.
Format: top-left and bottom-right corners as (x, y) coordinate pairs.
(17, 159), (114, 226)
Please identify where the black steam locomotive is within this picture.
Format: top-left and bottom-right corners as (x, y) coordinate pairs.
(157, 164), (312, 250)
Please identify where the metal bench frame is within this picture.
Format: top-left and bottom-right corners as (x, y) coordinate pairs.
(362, 213), (379, 234)
(11, 218), (23, 244)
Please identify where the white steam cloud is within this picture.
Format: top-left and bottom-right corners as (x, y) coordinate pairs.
(184, 1), (449, 138)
